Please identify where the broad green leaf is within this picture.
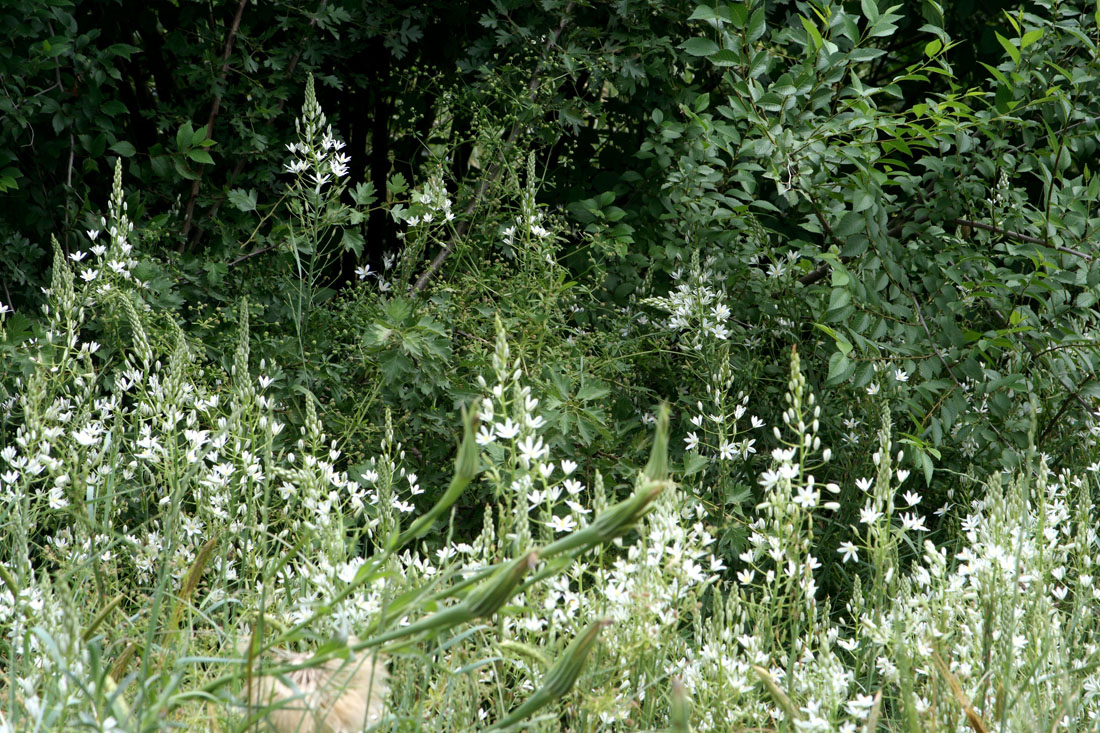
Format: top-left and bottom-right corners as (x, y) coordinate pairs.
(187, 148), (214, 165)
(687, 5), (716, 22)
(109, 141), (136, 157)
(176, 121), (193, 152)
(1020, 28), (1043, 49)
(747, 8), (766, 42)
(826, 350), (851, 385)
(709, 49), (740, 66)
(683, 37), (719, 56)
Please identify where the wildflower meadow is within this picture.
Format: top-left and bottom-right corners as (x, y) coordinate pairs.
(4, 0), (1100, 730)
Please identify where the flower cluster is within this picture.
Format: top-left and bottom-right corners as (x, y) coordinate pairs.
(283, 74), (350, 193)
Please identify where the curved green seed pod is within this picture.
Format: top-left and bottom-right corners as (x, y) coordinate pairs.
(487, 619), (610, 731)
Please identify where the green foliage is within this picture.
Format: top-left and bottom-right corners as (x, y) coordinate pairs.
(6, 0), (1100, 729)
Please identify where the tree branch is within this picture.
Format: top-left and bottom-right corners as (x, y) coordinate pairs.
(179, 0), (248, 249)
(950, 218), (1093, 260)
(409, 3), (575, 296)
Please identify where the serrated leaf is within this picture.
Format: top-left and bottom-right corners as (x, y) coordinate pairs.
(176, 122), (193, 152)
(575, 383), (610, 401)
(682, 452), (709, 476)
(747, 8), (766, 42)
(709, 49), (740, 66)
(227, 188), (257, 212)
(187, 148), (214, 165)
(826, 350), (851, 385)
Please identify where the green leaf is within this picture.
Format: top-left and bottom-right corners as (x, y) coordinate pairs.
(109, 141), (136, 157)
(924, 39), (942, 57)
(683, 37), (719, 56)
(227, 188), (257, 212)
(799, 16), (824, 51)
(352, 181), (377, 206)
(176, 122), (194, 152)
(730, 4), (749, 28)
(747, 8), (766, 42)
(995, 32), (1020, 65)
(101, 100), (127, 117)
(172, 157), (199, 180)
(826, 350), (851, 385)
(709, 49), (740, 66)
(187, 148), (214, 165)
(1020, 28), (1043, 49)
(682, 451), (709, 476)
(575, 383), (610, 401)
(860, 0), (880, 23)
(688, 5), (716, 22)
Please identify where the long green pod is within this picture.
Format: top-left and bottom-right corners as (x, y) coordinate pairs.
(354, 551), (537, 649)
(392, 406), (480, 550)
(540, 478), (666, 559)
(486, 619), (611, 731)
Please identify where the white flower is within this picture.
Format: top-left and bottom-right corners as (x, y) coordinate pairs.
(548, 514), (576, 534)
(901, 490), (921, 507)
(684, 432), (699, 451)
(517, 435), (548, 464)
(900, 511), (928, 532)
(560, 459), (577, 475)
(837, 541), (859, 563)
(718, 441), (736, 461)
(894, 368), (909, 382)
(845, 693), (875, 719)
(866, 382), (880, 396)
(495, 418), (520, 440)
(311, 171), (332, 191)
(355, 264), (373, 279)
(87, 229), (100, 240)
(859, 504), (883, 524)
(476, 424), (496, 446)
(562, 478), (584, 495)
(794, 484), (818, 509)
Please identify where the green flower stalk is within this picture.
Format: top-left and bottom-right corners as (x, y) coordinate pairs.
(670, 677), (691, 732)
